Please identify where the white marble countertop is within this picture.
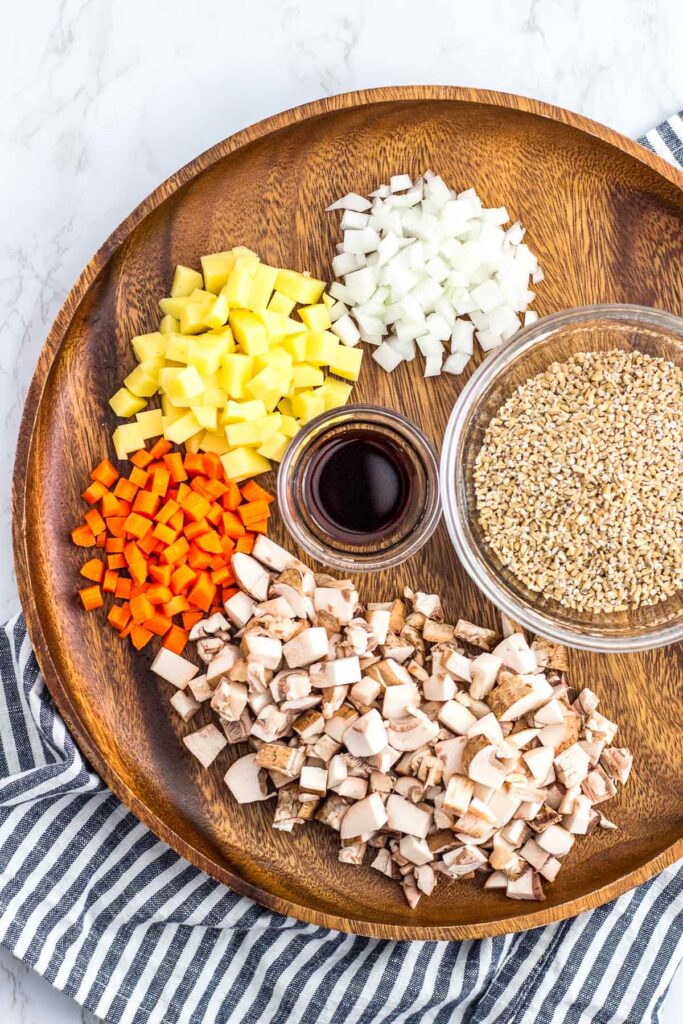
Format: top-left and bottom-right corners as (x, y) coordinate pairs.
(1, 0), (681, 1020)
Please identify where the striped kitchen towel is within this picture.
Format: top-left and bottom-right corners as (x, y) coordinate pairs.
(3, 113), (683, 1024)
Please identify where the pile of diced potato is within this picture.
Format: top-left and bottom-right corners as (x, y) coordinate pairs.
(109, 247), (362, 480)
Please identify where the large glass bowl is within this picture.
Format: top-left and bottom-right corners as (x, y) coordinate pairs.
(440, 304), (683, 653)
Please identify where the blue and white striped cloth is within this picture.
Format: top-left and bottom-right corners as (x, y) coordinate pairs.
(3, 113), (683, 1024)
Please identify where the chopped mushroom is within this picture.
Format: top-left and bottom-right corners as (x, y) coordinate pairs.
(178, 545), (634, 909)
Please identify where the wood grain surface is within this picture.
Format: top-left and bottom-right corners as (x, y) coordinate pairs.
(12, 87), (683, 939)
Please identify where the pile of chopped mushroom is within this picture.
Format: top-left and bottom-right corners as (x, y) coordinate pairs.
(151, 535), (633, 907)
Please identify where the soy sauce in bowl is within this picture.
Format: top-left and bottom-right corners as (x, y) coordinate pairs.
(306, 431), (413, 543)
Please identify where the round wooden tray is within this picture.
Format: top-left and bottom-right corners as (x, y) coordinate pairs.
(13, 87), (683, 939)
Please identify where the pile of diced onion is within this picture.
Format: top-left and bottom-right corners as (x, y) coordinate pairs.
(325, 173), (543, 377)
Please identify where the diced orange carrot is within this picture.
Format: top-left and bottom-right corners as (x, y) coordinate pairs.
(188, 543), (212, 571)
(248, 519), (269, 535)
(181, 491), (212, 523)
(221, 587), (239, 603)
(148, 563), (172, 587)
(71, 524), (96, 547)
(154, 498), (180, 524)
(160, 536), (190, 565)
(129, 466), (150, 488)
(130, 447), (153, 468)
(102, 569), (119, 593)
(238, 500), (270, 526)
(235, 534), (255, 554)
(113, 477), (138, 502)
(196, 530), (223, 554)
(163, 452), (187, 483)
(184, 519), (210, 542)
(162, 624), (188, 655)
(148, 438), (173, 460)
(169, 509), (185, 533)
(107, 602), (131, 630)
(123, 512), (153, 540)
(182, 610), (204, 630)
(206, 502), (222, 526)
(79, 585), (103, 610)
(139, 534), (160, 557)
(171, 564), (196, 594)
(202, 452), (222, 479)
(221, 511), (245, 538)
(211, 566), (232, 585)
(105, 536), (125, 553)
(106, 516), (127, 538)
(220, 536), (236, 559)
(130, 593), (155, 622)
(240, 479), (275, 505)
(117, 499), (132, 517)
(187, 571), (216, 612)
(183, 453), (205, 476)
(162, 595), (191, 618)
(153, 522), (177, 545)
(115, 577), (132, 600)
(222, 482), (242, 511)
(80, 558), (105, 583)
(91, 459), (119, 488)
(176, 482), (191, 503)
(95, 532), (107, 549)
(132, 490), (159, 518)
(151, 467), (170, 497)
(101, 492), (124, 517)
(144, 612), (173, 637)
(81, 481), (107, 505)
(146, 583), (172, 605)
(85, 508), (107, 535)
(203, 478), (228, 500)
(130, 624), (153, 649)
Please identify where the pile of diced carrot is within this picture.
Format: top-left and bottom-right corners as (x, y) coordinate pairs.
(71, 439), (274, 655)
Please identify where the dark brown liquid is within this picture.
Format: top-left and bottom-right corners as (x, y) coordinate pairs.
(306, 430), (413, 542)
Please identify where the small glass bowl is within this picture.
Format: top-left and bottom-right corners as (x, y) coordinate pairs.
(440, 304), (683, 653)
(277, 405), (441, 572)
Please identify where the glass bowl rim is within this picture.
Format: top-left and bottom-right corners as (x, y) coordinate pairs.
(277, 403), (443, 572)
(439, 303), (683, 653)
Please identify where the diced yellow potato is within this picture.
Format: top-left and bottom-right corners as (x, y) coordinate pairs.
(124, 359), (161, 398)
(278, 397), (293, 417)
(131, 332), (167, 362)
(291, 390), (325, 422)
(257, 431), (289, 462)
(159, 314), (180, 335)
(267, 290), (296, 315)
(159, 296), (190, 320)
(316, 379), (353, 409)
(186, 337), (225, 376)
(180, 301), (212, 335)
(247, 264), (279, 310)
(283, 333), (308, 362)
(163, 365), (205, 403)
(204, 292), (230, 329)
(171, 265), (204, 298)
(330, 345), (363, 381)
(221, 399), (267, 423)
(190, 405), (218, 431)
(189, 288), (218, 302)
(255, 412), (282, 441)
(184, 430), (205, 454)
(293, 364), (324, 389)
(322, 292), (333, 309)
(275, 269), (326, 305)
(161, 408), (184, 427)
(135, 408), (164, 439)
(306, 331), (339, 366)
(195, 386), (228, 409)
(163, 410), (202, 445)
(254, 310), (290, 344)
(199, 430), (230, 455)
(161, 394), (174, 416)
(253, 346), (294, 371)
(221, 447), (272, 482)
(280, 415), (300, 438)
(246, 363), (286, 400)
(109, 387), (147, 418)
(220, 353), (254, 398)
(232, 246), (260, 261)
(229, 309), (269, 355)
(200, 251), (235, 293)
(226, 420), (262, 447)
(299, 304), (331, 331)
(113, 422), (146, 459)
(262, 388), (285, 413)
(164, 333), (190, 363)
(223, 264), (257, 308)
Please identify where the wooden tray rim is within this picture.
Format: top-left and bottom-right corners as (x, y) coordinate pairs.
(12, 85), (683, 940)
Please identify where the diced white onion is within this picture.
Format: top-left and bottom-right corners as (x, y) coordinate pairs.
(524, 310), (539, 326)
(326, 173), (543, 377)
